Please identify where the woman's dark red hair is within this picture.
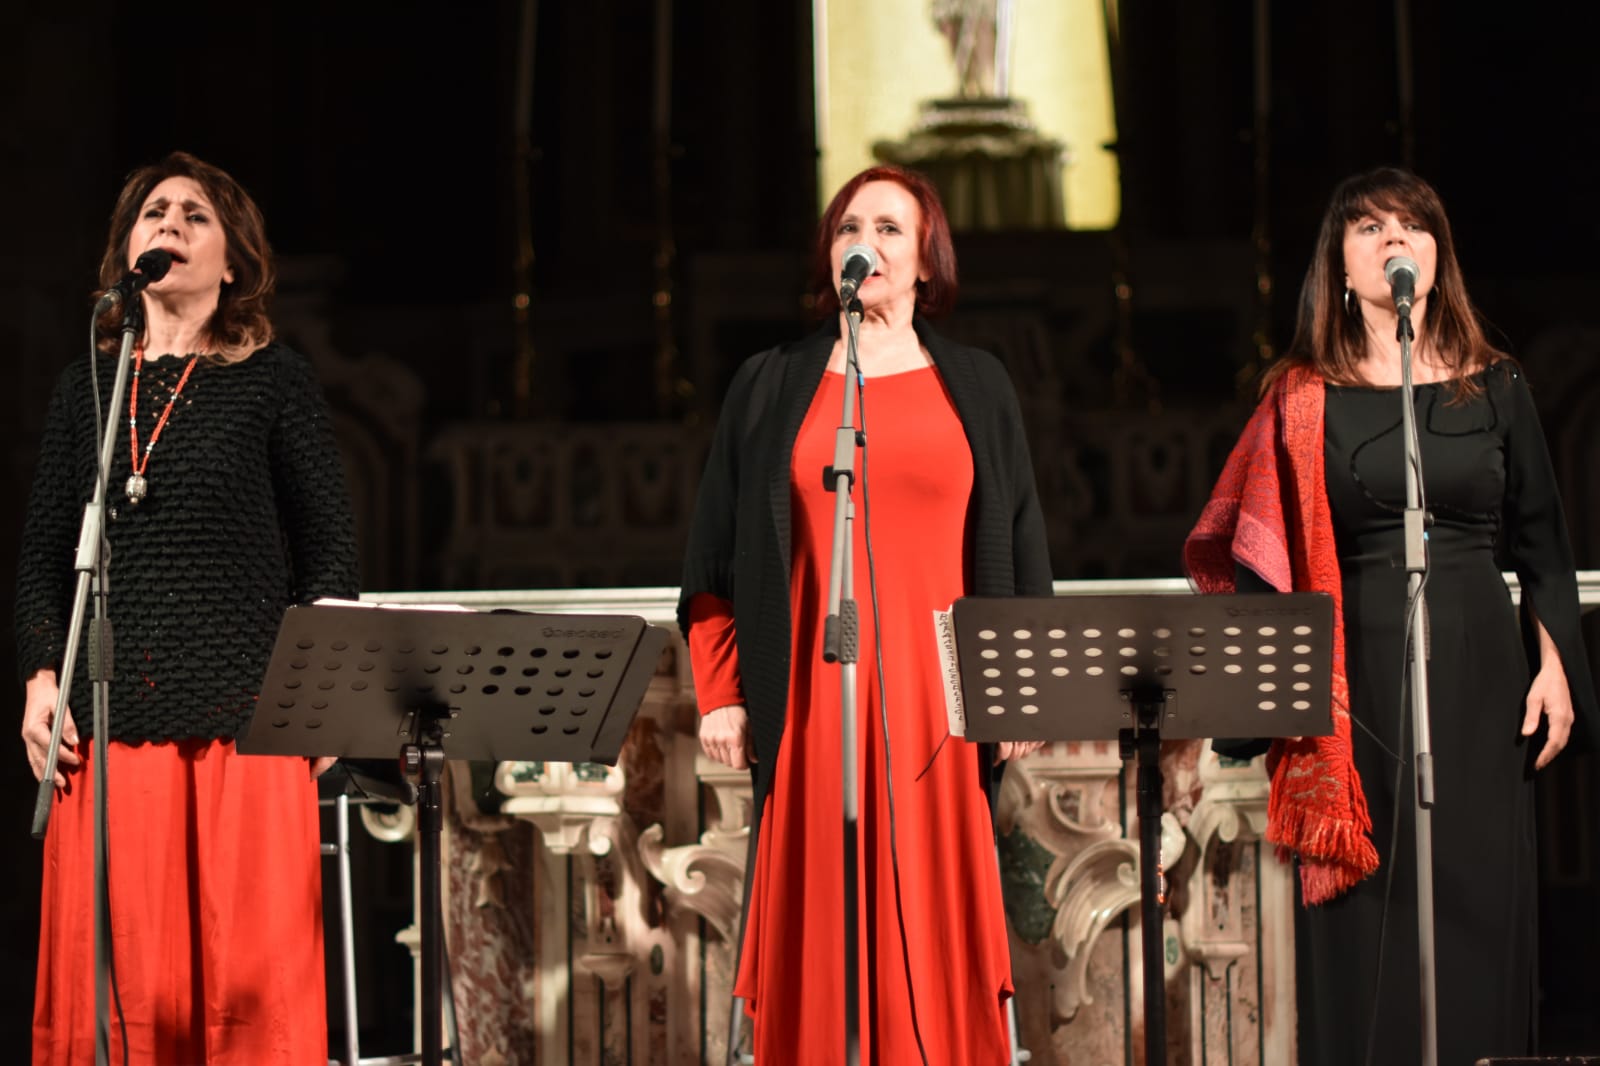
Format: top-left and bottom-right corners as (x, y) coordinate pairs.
(809, 165), (958, 318)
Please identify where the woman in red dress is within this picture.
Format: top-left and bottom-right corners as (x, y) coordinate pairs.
(679, 165), (1053, 1065)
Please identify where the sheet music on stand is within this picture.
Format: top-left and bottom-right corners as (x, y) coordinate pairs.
(945, 592), (1335, 1066)
(238, 601), (669, 1066)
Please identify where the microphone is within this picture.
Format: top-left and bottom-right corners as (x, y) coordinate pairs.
(96, 249), (174, 310)
(838, 244), (877, 305)
(1385, 256), (1418, 318)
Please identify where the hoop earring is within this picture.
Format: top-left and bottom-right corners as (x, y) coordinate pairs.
(1343, 285), (1358, 317)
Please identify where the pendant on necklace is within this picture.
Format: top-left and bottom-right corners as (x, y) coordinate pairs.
(125, 474), (148, 505)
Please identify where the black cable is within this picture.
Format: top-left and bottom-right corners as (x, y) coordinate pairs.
(852, 369), (931, 1066)
(1347, 703), (1402, 762)
(105, 818), (130, 1066)
(89, 319), (105, 460)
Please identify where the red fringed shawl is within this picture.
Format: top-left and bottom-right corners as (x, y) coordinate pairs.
(1183, 364), (1379, 903)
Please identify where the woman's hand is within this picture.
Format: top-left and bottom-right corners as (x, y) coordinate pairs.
(996, 740), (1047, 763)
(1523, 665), (1574, 770)
(1524, 612), (1575, 771)
(700, 704), (756, 770)
(21, 669), (80, 787)
(309, 756), (339, 779)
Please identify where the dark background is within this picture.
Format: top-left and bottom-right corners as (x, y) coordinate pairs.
(3, 0), (1599, 1057)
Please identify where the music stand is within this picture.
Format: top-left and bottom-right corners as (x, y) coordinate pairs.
(237, 603), (670, 1066)
(951, 592), (1335, 1066)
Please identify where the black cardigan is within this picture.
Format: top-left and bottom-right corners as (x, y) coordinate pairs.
(678, 318), (1054, 816)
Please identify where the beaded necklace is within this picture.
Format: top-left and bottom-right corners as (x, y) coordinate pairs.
(124, 348), (200, 505)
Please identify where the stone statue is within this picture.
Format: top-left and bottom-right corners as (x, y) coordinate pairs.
(879, 0), (1064, 230)
(931, 0), (1011, 100)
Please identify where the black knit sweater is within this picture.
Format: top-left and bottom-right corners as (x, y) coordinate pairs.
(14, 343), (360, 742)
(678, 318), (1054, 818)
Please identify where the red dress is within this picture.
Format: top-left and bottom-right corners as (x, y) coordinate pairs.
(692, 367), (1014, 1065)
(33, 740), (327, 1065)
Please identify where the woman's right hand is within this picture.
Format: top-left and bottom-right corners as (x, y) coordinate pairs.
(22, 670), (80, 787)
(699, 704), (756, 770)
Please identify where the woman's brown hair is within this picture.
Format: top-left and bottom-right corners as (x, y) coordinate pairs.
(1265, 166), (1505, 401)
(95, 151), (275, 363)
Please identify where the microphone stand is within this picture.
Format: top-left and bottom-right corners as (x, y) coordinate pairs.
(822, 298), (864, 1066)
(31, 296), (144, 1066)
(1396, 303), (1439, 1066)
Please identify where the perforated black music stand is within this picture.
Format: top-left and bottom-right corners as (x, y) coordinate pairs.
(237, 603), (669, 1066)
(952, 592), (1335, 1066)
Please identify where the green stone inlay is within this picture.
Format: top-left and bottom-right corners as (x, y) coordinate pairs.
(575, 761), (611, 783)
(998, 825), (1056, 944)
(507, 760), (545, 783)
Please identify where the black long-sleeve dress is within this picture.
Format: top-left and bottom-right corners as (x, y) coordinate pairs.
(1296, 363), (1596, 1066)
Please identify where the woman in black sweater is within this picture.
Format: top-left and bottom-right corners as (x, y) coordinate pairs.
(16, 151), (358, 1065)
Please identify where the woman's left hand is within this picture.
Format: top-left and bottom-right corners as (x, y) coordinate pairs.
(1522, 666), (1574, 770)
(309, 756), (338, 779)
(996, 740), (1047, 763)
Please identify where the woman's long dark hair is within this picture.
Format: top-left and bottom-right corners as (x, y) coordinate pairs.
(1265, 167), (1505, 401)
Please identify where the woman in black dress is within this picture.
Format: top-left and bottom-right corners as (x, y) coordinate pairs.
(1186, 166), (1596, 1065)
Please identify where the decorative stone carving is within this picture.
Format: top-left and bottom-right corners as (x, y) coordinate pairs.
(999, 740), (1139, 1053)
(1175, 743), (1292, 1064)
(1183, 751), (1267, 927)
(426, 424), (709, 589)
(490, 758), (643, 1064)
(359, 800), (415, 843)
(572, 813), (646, 991)
(1047, 834), (1141, 1020)
(498, 759), (626, 856)
(639, 755), (750, 944)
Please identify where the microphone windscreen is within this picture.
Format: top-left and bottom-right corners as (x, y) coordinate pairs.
(1384, 256), (1418, 284)
(841, 244), (877, 275)
(133, 248), (174, 282)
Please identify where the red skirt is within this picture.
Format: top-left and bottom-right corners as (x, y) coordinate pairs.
(33, 739), (328, 1065)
